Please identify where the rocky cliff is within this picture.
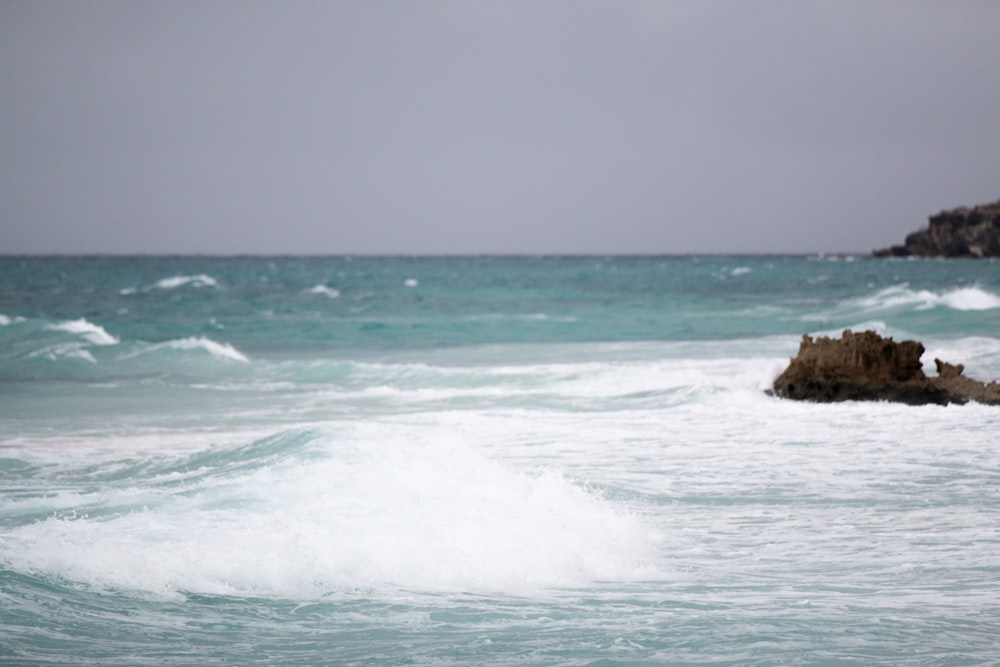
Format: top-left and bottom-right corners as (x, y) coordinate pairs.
(769, 330), (1000, 406)
(873, 199), (1000, 258)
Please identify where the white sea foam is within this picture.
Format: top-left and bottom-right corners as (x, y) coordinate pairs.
(47, 319), (119, 345)
(0, 314), (10, 326)
(921, 336), (1000, 378)
(153, 274), (219, 290)
(730, 266), (752, 277)
(404, 278), (419, 287)
(3, 329), (1000, 665)
(301, 350), (786, 415)
(0, 428), (656, 599)
(307, 284), (340, 298)
(119, 287), (137, 296)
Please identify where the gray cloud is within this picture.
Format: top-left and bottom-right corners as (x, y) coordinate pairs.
(2, 1), (999, 254)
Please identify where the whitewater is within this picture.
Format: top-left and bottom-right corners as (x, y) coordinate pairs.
(1, 255), (999, 665)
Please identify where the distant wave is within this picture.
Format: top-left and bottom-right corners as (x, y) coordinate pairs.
(871, 284), (1000, 311)
(462, 313), (579, 323)
(119, 274), (221, 295)
(807, 284), (1000, 323)
(28, 342), (97, 364)
(0, 317), (116, 369)
(154, 274), (220, 290)
(133, 337), (249, 363)
(46, 319), (119, 345)
(307, 284), (340, 299)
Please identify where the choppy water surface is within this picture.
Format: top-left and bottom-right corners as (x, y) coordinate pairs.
(2, 256), (999, 665)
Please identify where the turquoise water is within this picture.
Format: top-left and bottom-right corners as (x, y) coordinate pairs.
(2, 256), (999, 665)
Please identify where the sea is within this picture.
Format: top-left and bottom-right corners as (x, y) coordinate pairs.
(1, 255), (999, 666)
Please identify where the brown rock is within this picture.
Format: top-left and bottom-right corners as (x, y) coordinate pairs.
(873, 198), (1000, 258)
(770, 330), (1000, 406)
(933, 358), (964, 379)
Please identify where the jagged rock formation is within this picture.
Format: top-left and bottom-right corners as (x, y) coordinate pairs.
(769, 330), (1000, 406)
(873, 199), (1000, 258)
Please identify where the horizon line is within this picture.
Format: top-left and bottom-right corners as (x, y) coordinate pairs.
(0, 251), (873, 259)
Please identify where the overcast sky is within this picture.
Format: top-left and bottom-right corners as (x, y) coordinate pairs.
(2, 1), (999, 255)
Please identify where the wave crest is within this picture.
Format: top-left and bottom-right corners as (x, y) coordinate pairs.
(46, 319), (119, 345)
(147, 337), (249, 363)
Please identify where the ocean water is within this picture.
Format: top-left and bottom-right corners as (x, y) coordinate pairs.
(1, 255), (999, 665)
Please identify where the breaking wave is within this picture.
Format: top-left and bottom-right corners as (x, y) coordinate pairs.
(0, 428), (656, 599)
(937, 287), (1000, 311)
